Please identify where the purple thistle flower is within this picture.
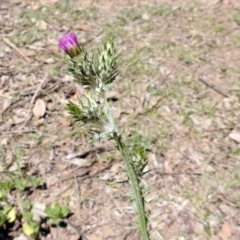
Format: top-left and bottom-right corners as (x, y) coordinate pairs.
(58, 32), (81, 58)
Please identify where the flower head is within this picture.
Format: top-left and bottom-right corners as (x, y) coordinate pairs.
(58, 32), (81, 58)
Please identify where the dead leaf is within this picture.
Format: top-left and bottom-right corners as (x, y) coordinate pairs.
(32, 202), (46, 221)
(2, 98), (12, 112)
(205, 164), (215, 172)
(229, 131), (240, 143)
(76, 24), (91, 31)
(13, 116), (25, 124)
(40, 0), (59, 5)
(164, 160), (173, 173)
(8, 162), (19, 172)
(43, 57), (55, 64)
(33, 99), (46, 118)
(64, 158), (91, 167)
(218, 221), (232, 240)
(1, 75), (10, 88)
(18, 48), (36, 57)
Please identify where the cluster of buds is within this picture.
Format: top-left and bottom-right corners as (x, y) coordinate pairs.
(58, 32), (119, 93)
(58, 32), (119, 139)
(97, 39), (119, 86)
(132, 146), (149, 179)
(66, 92), (100, 124)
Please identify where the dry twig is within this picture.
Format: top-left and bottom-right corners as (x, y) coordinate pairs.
(65, 219), (90, 240)
(198, 77), (229, 98)
(83, 30), (103, 46)
(0, 129), (38, 134)
(3, 38), (30, 63)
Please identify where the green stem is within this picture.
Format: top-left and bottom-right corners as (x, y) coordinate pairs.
(101, 90), (150, 240)
(113, 133), (150, 240)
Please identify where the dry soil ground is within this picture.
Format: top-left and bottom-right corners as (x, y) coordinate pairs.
(1, 0), (240, 239)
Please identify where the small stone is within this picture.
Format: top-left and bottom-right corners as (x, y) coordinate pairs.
(32, 202), (46, 221)
(5, 46), (11, 53)
(8, 162), (18, 172)
(43, 58), (55, 64)
(1, 138), (9, 145)
(142, 13), (150, 20)
(1, 75), (9, 81)
(229, 132), (240, 143)
(36, 20), (48, 30)
(223, 98), (231, 110)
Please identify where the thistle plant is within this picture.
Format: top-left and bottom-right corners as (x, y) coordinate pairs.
(58, 32), (150, 240)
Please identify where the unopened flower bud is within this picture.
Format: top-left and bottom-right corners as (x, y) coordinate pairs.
(58, 32), (82, 58)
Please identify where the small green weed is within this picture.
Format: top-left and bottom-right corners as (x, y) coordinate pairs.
(45, 202), (69, 226)
(233, 13), (240, 26)
(117, 8), (142, 26)
(178, 52), (193, 65)
(0, 154), (69, 239)
(0, 175), (41, 238)
(153, 4), (172, 16)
